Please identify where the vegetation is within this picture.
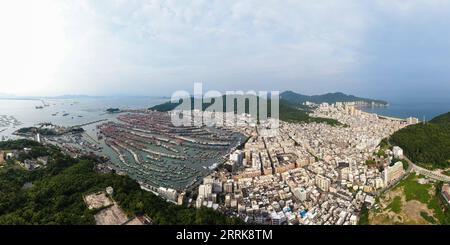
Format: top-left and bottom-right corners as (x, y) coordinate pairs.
(420, 211), (437, 224)
(278, 101), (342, 126)
(398, 174), (432, 203)
(365, 159), (376, 167)
(442, 170), (450, 177)
(369, 173), (450, 225)
(0, 139), (43, 149)
(433, 181), (450, 225)
(395, 174), (450, 224)
(106, 108), (121, 113)
(386, 196), (402, 214)
(358, 205), (369, 225)
(150, 95), (342, 126)
(15, 126), (83, 136)
(16, 127), (57, 136)
(0, 140), (243, 225)
(378, 138), (390, 149)
(376, 149), (387, 158)
(390, 112), (450, 169)
(280, 90), (388, 106)
(150, 100), (182, 112)
(401, 159), (409, 171)
(375, 138), (390, 158)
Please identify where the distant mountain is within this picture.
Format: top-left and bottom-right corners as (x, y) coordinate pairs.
(280, 91), (388, 106)
(0, 93), (15, 98)
(46, 95), (106, 99)
(390, 111), (450, 169)
(150, 95), (342, 126)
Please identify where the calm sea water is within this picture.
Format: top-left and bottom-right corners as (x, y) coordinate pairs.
(1, 96), (449, 140)
(0, 97), (165, 139)
(360, 98), (450, 121)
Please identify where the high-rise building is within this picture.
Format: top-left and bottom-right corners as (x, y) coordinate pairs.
(223, 181), (234, 193)
(292, 187), (307, 201)
(316, 175), (331, 192)
(230, 150), (244, 166)
(384, 161), (404, 185)
(35, 133), (41, 143)
(393, 146), (404, 159)
(177, 192), (186, 205)
(407, 117), (419, 124)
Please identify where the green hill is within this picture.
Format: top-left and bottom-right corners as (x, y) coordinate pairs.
(430, 112), (450, 124)
(280, 91), (388, 106)
(150, 95), (342, 126)
(390, 112), (450, 169)
(0, 140), (242, 225)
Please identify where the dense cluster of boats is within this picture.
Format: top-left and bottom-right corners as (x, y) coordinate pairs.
(0, 115), (22, 128)
(97, 111), (245, 190)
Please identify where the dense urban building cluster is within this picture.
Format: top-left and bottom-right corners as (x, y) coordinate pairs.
(5, 101), (426, 225)
(194, 102), (417, 225)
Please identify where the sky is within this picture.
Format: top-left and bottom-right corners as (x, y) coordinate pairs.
(0, 0), (450, 100)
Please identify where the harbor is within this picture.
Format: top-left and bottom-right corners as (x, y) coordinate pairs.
(96, 111), (246, 191)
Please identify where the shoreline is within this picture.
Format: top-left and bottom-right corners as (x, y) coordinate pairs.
(356, 105), (406, 121)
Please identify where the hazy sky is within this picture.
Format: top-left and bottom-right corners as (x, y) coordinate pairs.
(1, 0), (450, 99)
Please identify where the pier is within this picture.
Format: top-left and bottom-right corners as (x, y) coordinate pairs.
(73, 119), (108, 128)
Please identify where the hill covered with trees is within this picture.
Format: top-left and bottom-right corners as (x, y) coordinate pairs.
(280, 91), (388, 106)
(390, 112), (450, 169)
(150, 95), (341, 126)
(0, 140), (242, 225)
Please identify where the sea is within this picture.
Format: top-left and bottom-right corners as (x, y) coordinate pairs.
(0, 97), (165, 140)
(0, 95), (447, 190)
(1, 96), (449, 140)
(359, 97), (449, 121)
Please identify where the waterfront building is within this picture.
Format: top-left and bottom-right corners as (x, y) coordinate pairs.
(230, 150), (244, 166)
(157, 187), (178, 202)
(406, 117), (419, 124)
(178, 192), (186, 205)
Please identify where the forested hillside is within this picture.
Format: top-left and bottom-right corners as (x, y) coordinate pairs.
(390, 112), (450, 169)
(0, 140), (242, 225)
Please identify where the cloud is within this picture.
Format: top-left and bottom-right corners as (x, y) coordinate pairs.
(48, 0), (369, 95)
(0, 0), (449, 97)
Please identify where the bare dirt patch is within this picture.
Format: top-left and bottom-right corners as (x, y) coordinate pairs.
(83, 192), (113, 210)
(94, 204), (129, 225)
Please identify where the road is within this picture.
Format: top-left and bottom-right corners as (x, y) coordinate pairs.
(371, 158), (412, 196)
(372, 156), (449, 196)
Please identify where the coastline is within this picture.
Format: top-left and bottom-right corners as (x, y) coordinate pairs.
(356, 105), (405, 121)
(357, 100), (450, 122)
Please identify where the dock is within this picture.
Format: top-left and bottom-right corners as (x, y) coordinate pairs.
(73, 119), (108, 128)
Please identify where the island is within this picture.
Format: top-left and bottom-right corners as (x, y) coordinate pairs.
(106, 108), (121, 113)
